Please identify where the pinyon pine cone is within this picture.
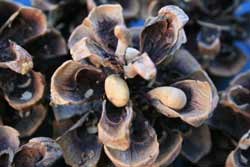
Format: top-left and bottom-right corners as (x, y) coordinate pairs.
(50, 4), (218, 167)
(0, 0), (66, 139)
(147, 0), (250, 77)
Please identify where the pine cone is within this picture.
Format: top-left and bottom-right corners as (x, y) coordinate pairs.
(0, 1), (66, 139)
(226, 130), (250, 167)
(147, 0), (249, 77)
(51, 4), (217, 166)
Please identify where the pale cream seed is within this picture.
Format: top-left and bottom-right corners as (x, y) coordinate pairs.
(148, 86), (187, 110)
(105, 75), (130, 107)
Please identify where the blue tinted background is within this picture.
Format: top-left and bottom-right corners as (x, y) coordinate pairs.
(15, 0), (30, 5)
(15, 0), (250, 90)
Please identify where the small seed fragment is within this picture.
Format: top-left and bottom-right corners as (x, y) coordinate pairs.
(148, 86), (187, 110)
(105, 75), (129, 107)
(84, 89), (94, 98)
(20, 91), (32, 101)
